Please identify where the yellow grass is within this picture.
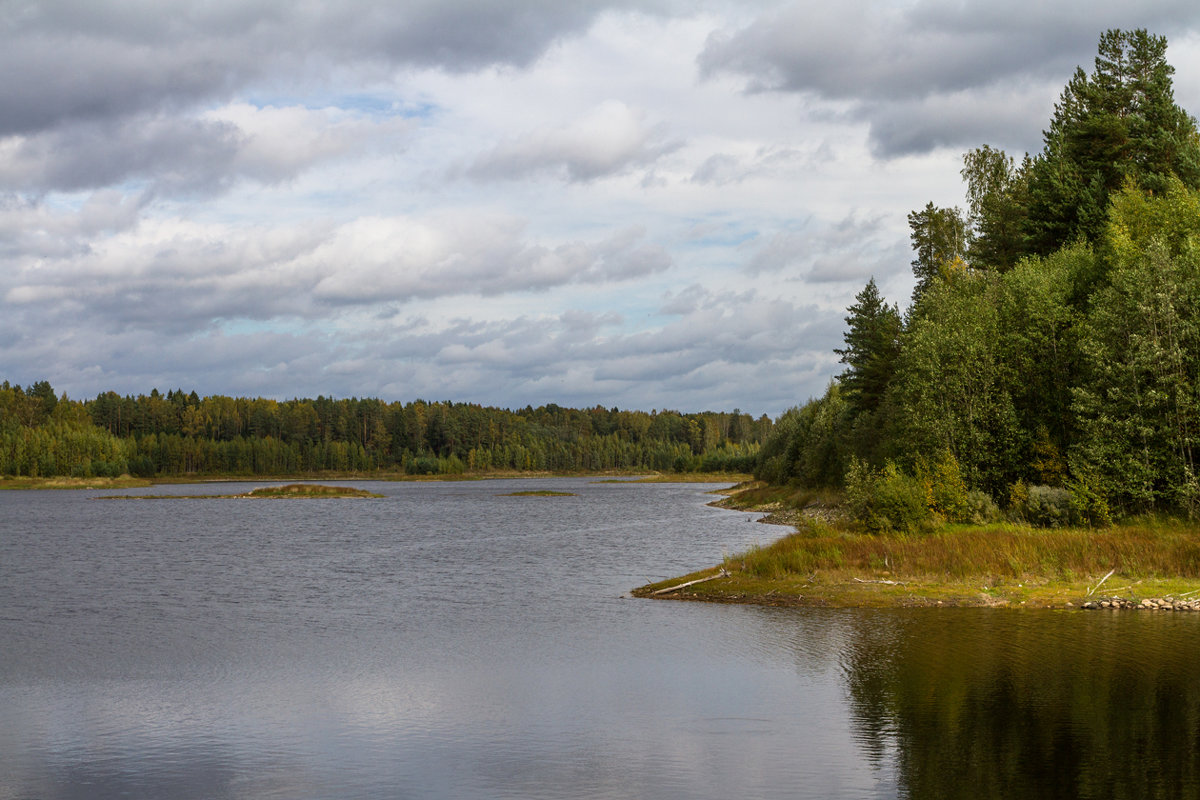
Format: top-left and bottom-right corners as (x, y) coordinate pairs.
(634, 494), (1200, 607)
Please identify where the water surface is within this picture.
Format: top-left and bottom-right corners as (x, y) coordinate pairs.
(2, 479), (1198, 799)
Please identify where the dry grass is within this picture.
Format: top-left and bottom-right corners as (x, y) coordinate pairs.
(729, 519), (1200, 583)
(0, 475), (151, 490)
(628, 472), (753, 484)
(633, 501), (1200, 607)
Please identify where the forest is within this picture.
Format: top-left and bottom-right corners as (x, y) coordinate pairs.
(756, 29), (1200, 525)
(0, 379), (768, 478)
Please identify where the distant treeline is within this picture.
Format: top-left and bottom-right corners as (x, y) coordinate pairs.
(0, 380), (768, 478)
(757, 30), (1200, 524)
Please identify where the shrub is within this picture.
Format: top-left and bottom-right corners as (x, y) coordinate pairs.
(1022, 484), (1074, 527)
(916, 451), (970, 523)
(1066, 471), (1113, 527)
(98, 458), (128, 477)
(962, 490), (1002, 524)
(845, 458), (932, 533)
(406, 456), (439, 475)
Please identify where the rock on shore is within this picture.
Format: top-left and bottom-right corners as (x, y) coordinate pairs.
(1082, 597), (1200, 611)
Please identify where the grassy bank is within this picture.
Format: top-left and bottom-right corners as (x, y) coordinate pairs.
(0, 475), (153, 490)
(633, 484), (1200, 608)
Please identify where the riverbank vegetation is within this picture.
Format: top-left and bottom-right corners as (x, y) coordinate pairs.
(0, 475), (153, 491)
(757, 29), (1200, 528)
(633, 482), (1200, 606)
(0, 381), (767, 480)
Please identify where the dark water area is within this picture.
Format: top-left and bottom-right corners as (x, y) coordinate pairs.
(2, 479), (1199, 799)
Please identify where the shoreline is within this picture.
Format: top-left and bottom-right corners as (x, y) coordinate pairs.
(0, 470), (751, 491)
(631, 482), (1200, 610)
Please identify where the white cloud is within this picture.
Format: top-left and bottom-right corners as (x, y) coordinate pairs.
(464, 101), (680, 182)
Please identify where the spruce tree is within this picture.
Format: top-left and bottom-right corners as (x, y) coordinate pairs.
(835, 278), (902, 419)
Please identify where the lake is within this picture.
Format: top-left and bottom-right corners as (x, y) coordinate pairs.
(2, 478), (1199, 799)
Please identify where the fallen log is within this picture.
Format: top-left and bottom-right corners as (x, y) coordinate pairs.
(1087, 568), (1116, 597)
(651, 570), (728, 595)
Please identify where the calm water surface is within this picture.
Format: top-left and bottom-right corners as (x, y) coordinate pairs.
(2, 479), (1199, 799)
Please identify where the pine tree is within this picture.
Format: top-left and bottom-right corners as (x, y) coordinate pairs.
(1024, 29), (1200, 255)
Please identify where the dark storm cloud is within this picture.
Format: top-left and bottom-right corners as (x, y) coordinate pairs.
(861, 89), (1050, 157)
(700, 0), (1200, 156)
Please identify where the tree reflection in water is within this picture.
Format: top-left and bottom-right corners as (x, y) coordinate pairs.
(841, 609), (1200, 799)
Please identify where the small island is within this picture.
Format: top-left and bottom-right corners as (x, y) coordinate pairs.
(500, 490), (577, 497)
(240, 484), (382, 498)
(100, 484), (383, 499)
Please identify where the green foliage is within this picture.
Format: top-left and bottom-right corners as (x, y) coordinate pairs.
(1024, 29), (1200, 255)
(757, 29), (1200, 525)
(908, 202), (970, 302)
(961, 490), (1003, 525)
(845, 459), (933, 534)
(1020, 485), (1075, 527)
(0, 380), (768, 478)
(962, 145), (1031, 271)
(1072, 210), (1200, 515)
(752, 384), (848, 486)
(1064, 470), (1114, 527)
(1008, 479), (1111, 529)
(912, 451), (999, 524)
(835, 278), (902, 419)
(889, 271), (1021, 495)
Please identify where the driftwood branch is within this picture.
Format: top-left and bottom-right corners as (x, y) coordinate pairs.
(1087, 568), (1116, 597)
(853, 577), (905, 586)
(651, 570), (728, 595)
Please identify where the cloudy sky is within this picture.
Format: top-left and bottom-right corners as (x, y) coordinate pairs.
(5, 1), (1200, 416)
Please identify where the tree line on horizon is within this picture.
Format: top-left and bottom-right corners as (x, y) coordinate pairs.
(756, 29), (1200, 524)
(0, 380), (770, 478)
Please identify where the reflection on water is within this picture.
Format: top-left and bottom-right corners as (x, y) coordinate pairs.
(3, 481), (1200, 798)
(838, 609), (1200, 799)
